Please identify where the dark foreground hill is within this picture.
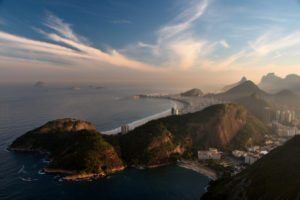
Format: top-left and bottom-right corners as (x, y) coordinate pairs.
(10, 104), (270, 179)
(201, 135), (300, 200)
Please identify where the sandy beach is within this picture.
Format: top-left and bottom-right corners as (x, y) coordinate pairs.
(178, 160), (218, 181)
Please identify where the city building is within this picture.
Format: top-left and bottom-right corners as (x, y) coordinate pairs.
(272, 122), (300, 137)
(263, 107), (273, 123)
(171, 107), (179, 115)
(244, 154), (259, 165)
(275, 109), (296, 124)
(121, 124), (130, 134)
(232, 150), (247, 158)
(198, 148), (222, 160)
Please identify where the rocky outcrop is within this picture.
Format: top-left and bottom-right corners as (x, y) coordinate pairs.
(9, 119), (124, 180)
(36, 118), (96, 134)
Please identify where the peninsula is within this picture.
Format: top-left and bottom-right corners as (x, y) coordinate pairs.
(9, 103), (270, 180)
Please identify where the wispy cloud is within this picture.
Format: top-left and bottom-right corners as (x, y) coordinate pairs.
(158, 0), (209, 40)
(0, 13), (160, 72)
(219, 40), (230, 48)
(44, 12), (90, 45)
(123, 0), (212, 70)
(249, 31), (300, 56)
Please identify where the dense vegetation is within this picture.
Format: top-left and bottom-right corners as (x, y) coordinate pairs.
(10, 119), (124, 175)
(202, 135), (300, 200)
(115, 104), (270, 166)
(10, 104), (270, 177)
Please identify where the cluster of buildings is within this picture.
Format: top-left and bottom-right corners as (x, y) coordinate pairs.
(231, 134), (289, 166)
(232, 147), (267, 165)
(275, 109), (296, 124)
(272, 122), (300, 137)
(198, 148), (222, 160)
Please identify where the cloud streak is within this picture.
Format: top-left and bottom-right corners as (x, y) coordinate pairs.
(0, 13), (160, 72)
(124, 0), (211, 70)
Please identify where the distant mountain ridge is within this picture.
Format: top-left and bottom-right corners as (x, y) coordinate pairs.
(215, 79), (300, 110)
(259, 73), (300, 94)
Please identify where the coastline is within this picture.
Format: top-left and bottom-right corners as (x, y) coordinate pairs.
(177, 160), (218, 181)
(102, 96), (188, 135)
(44, 166), (125, 181)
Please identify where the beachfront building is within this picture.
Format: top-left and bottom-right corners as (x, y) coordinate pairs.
(121, 124), (130, 134)
(198, 148), (222, 160)
(232, 150), (247, 158)
(171, 107), (179, 115)
(244, 154), (259, 165)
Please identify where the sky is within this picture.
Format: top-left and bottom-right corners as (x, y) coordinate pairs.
(1, 0), (300, 89)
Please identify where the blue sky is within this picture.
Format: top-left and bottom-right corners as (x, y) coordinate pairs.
(1, 0), (300, 87)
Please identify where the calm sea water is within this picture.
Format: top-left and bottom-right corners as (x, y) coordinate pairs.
(0, 84), (210, 200)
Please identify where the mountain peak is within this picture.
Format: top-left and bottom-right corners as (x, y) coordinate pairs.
(261, 73), (281, 83)
(227, 80), (260, 93)
(259, 73), (300, 93)
(240, 76), (247, 82)
(221, 76), (248, 92)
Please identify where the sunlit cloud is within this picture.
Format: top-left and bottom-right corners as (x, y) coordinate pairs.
(249, 31), (300, 56)
(219, 40), (230, 49)
(0, 14), (160, 72)
(123, 0), (212, 70)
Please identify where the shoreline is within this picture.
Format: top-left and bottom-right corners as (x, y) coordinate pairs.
(177, 160), (218, 181)
(101, 96), (188, 135)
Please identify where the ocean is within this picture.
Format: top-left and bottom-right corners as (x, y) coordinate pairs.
(0, 84), (210, 200)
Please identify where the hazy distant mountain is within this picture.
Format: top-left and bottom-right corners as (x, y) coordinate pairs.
(235, 93), (272, 122)
(259, 73), (300, 94)
(221, 76), (247, 92)
(271, 89), (300, 109)
(217, 81), (268, 100)
(202, 135), (300, 200)
(181, 88), (204, 97)
(34, 81), (46, 87)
